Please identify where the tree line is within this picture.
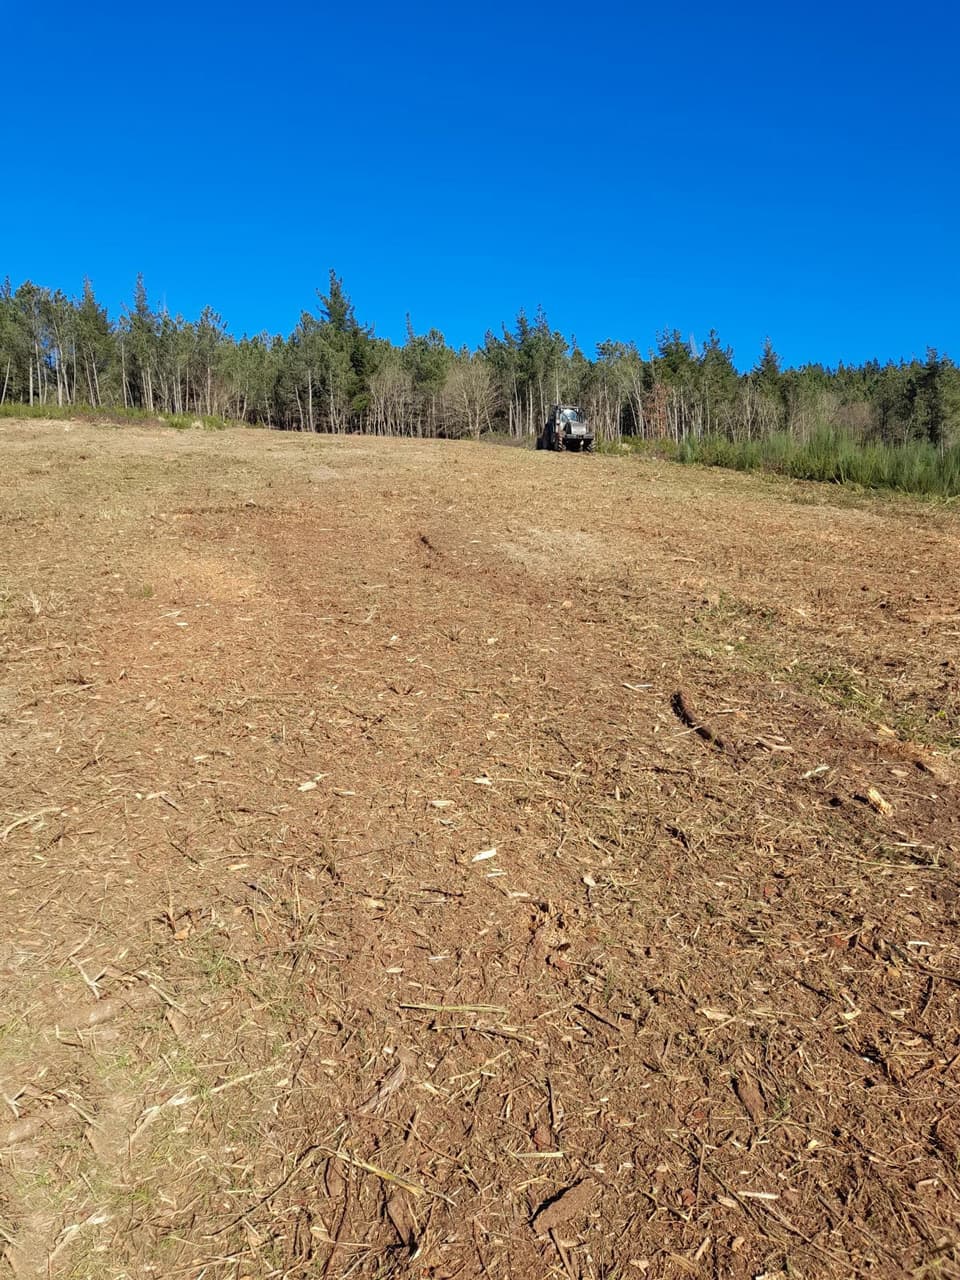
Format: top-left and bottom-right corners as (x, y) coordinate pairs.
(2, 271), (958, 451)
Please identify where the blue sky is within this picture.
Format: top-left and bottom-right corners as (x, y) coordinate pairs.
(3, 0), (957, 369)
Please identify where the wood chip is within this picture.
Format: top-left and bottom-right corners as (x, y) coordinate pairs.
(532, 1179), (599, 1234)
(0, 1106), (73, 1147)
(865, 786), (893, 816)
(356, 1057), (408, 1115)
(57, 983), (160, 1031)
(733, 1072), (765, 1124)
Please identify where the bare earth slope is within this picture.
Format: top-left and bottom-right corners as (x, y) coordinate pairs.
(0, 419), (958, 1279)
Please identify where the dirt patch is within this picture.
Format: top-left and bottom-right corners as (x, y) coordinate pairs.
(0, 419), (958, 1278)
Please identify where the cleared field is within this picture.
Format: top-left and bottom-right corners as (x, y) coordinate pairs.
(0, 419), (959, 1280)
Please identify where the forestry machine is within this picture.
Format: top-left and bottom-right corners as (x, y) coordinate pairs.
(536, 404), (594, 453)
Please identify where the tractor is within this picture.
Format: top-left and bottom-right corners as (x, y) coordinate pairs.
(536, 404), (594, 453)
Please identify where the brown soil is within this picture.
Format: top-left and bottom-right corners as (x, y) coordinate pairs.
(1, 419), (959, 1279)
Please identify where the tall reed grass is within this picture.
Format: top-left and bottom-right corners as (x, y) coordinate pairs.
(630, 429), (960, 498)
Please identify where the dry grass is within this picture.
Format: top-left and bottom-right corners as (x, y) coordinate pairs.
(0, 419), (958, 1279)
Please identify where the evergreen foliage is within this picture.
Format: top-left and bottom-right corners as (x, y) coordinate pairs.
(2, 271), (959, 495)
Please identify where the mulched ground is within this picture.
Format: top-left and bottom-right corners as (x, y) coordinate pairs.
(0, 419), (958, 1280)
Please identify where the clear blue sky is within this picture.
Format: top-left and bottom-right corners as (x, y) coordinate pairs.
(3, 0), (957, 369)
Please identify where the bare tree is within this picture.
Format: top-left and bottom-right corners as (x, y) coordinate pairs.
(443, 355), (496, 439)
(369, 359), (413, 435)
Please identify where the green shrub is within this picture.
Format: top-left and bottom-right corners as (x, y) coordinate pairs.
(0, 401), (77, 420)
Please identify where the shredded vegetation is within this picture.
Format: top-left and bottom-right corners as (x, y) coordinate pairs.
(0, 418), (958, 1279)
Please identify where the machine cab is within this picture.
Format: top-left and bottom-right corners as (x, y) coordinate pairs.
(538, 404), (594, 452)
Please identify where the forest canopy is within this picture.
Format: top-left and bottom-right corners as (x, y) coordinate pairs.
(2, 271), (958, 452)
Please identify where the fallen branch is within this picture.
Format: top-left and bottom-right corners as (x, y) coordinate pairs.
(671, 689), (730, 753)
